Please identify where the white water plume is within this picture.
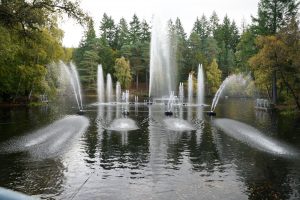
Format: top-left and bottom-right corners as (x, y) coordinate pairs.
(214, 118), (299, 157)
(211, 74), (253, 111)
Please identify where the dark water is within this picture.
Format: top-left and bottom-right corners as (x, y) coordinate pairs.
(0, 98), (300, 200)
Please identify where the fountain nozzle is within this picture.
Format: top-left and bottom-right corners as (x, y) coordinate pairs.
(165, 111), (173, 116)
(77, 110), (85, 115)
(122, 109), (129, 116)
(206, 111), (216, 116)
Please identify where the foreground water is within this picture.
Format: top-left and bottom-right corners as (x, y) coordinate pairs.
(0, 98), (300, 199)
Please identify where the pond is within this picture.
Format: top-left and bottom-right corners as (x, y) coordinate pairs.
(0, 98), (300, 200)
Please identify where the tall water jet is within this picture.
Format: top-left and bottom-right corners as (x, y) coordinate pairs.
(188, 73), (193, 104)
(61, 62), (83, 111)
(106, 73), (113, 102)
(70, 63), (83, 110)
(197, 64), (204, 105)
(116, 82), (121, 103)
(149, 15), (177, 98)
(178, 82), (184, 103)
(97, 64), (105, 103)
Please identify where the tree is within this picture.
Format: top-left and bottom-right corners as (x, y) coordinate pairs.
(129, 14), (142, 44)
(73, 18), (98, 66)
(115, 18), (130, 50)
(235, 29), (257, 72)
(174, 18), (189, 80)
(192, 15), (210, 40)
(0, 0), (86, 35)
(114, 57), (132, 89)
(80, 50), (99, 90)
(251, 0), (299, 104)
(252, 0), (299, 35)
(214, 15), (239, 77)
(209, 11), (220, 37)
(206, 59), (222, 95)
(249, 34), (300, 109)
(99, 13), (117, 49)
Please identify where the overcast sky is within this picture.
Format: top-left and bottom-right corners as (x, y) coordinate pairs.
(60, 0), (260, 47)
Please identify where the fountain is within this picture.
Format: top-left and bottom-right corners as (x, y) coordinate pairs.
(97, 64), (105, 103)
(106, 73), (113, 103)
(197, 64), (204, 105)
(61, 62), (84, 114)
(208, 74), (252, 116)
(149, 15), (177, 98)
(178, 82), (184, 104)
(164, 118), (195, 131)
(214, 118), (299, 157)
(121, 90), (130, 115)
(0, 115), (89, 158)
(165, 91), (175, 116)
(116, 82), (121, 103)
(188, 73), (193, 104)
(107, 118), (139, 131)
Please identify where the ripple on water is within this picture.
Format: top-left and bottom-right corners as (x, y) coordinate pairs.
(164, 118), (195, 131)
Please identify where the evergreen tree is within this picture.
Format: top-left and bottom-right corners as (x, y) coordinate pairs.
(252, 0), (299, 35)
(99, 13), (117, 49)
(209, 11), (220, 37)
(235, 28), (257, 72)
(115, 18), (130, 50)
(140, 20), (151, 43)
(129, 14), (142, 44)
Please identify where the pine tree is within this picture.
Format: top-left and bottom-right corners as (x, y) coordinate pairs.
(129, 14), (142, 44)
(99, 13), (117, 49)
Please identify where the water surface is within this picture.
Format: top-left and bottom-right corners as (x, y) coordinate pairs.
(0, 98), (300, 199)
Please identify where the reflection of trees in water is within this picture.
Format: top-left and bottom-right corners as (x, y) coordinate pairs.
(99, 129), (149, 170)
(188, 123), (221, 172)
(0, 155), (65, 198)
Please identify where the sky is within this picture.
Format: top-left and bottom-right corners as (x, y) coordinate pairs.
(60, 0), (260, 47)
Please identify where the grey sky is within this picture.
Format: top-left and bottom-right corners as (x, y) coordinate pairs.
(60, 0), (260, 47)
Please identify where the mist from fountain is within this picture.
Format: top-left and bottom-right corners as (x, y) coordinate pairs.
(188, 73), (193, 104)
(211, 74), (252, 112)
(197, 64), (204, 105)
(167, 91), (175, 112)
(214, 118), (299, 157)
(149, 15), (177, 98)
(106, 73), (113, 102)
(60, 62), (83, 110)
(107, 118), (139, 131)
(116, 82), (121, 103)
(0, 115), (89, 158)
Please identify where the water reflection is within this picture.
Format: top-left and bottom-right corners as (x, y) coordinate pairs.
(0, 98), (300, 199)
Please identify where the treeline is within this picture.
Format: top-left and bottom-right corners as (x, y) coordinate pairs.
(73, 12), (237, 95)
(0, 0), (299, 110)
(74, 0), (300, 109)
(0, 0), (85, 103)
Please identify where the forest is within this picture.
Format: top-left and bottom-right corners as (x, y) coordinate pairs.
(0, 0), (299, 111)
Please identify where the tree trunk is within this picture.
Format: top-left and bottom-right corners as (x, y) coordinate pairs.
(272, 70), (277, 105)
(279, 70), (300, 110)
(265, 84), (271, 101)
